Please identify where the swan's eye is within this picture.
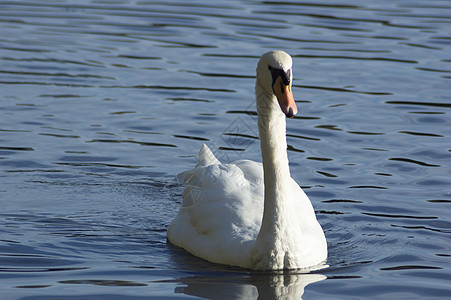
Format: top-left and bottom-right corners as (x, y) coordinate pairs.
(269, 66), (291, 86)
(280, 69), (291, 85)
(269, 66), (281, 84)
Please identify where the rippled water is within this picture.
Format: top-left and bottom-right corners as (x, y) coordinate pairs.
(1, 0), (450, 299)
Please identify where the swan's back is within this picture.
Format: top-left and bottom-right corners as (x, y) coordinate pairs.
(168, 144), (264, 268)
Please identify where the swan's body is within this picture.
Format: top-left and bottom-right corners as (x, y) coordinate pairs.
(167, 51), (327, 270)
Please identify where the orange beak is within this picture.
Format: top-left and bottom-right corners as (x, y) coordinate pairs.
(273, 77), (297, 118)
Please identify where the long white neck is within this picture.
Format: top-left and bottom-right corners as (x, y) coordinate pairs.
(255, 84), (292, 231)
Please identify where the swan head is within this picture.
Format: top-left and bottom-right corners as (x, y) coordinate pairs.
(256, 50), (298, 118)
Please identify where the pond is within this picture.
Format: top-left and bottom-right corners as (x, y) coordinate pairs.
(0, 0), (450, 299)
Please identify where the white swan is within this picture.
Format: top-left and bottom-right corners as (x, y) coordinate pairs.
(167, 50), (327, 270)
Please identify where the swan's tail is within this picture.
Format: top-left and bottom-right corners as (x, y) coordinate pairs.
(176, 144), (220, 187)
(175, 144), (220, 207)
(196, 143), (220, 167)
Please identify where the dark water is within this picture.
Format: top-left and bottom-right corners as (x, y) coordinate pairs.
(1, 0), (450, 299)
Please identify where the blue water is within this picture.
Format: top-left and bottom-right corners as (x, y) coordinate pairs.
(1, 0), (450, 299)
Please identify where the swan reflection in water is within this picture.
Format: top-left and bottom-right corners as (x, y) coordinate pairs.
(172, 272), (326, 299)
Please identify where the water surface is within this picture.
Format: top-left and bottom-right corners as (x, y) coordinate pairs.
(1, 0), (450, 299)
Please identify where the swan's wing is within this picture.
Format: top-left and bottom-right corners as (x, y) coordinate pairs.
(168, 158), (264, 267)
